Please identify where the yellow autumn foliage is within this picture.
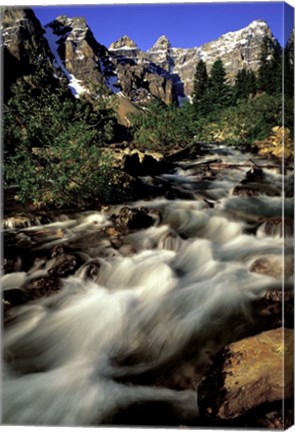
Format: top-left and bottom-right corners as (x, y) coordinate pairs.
(255, 126), (294, 160)
(201, 122), (247, 144)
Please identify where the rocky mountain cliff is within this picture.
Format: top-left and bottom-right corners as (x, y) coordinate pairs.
(2, 7), (276, 109)
(165, 20), (273, 96)
(1, 8), (54, 99)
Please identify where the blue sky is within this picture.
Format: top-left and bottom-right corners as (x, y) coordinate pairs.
(34, 2), (293, 50)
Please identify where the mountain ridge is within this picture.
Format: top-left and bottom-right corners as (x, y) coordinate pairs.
(2, 8), (276, 109)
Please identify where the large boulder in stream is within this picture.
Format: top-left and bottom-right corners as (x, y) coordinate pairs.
(198, 328), (294, 421)
(111, 207), (157, 231)
(123, 152), (169, 176)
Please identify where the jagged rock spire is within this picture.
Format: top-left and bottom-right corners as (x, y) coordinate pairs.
(149, 35), (171, 52)
(109, 35), (138, 51)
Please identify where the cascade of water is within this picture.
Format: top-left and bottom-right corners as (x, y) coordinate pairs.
(2, 145), (292, 426)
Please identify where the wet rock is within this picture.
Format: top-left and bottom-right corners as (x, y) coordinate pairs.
(285, 176), (294, 198)
(118, 244), (137, 256)
(110, 237), (124, 250)
(158, 230), (183, 252)
(240, 166), (264, 184)
(250, 255), (294, 279)
(257, 217), (294, 238)
(141, 154), (168, 175)
(253, 290), (294, 330)
(250, 399), (294, 429)
(22, 276), (62, 300)
(110, 170), (149, 203)
(198, 328), (294, 420)
(75, 260), (101, 281)
(123, 152), (168, 177)
(232, 185), (260, 197)
(113, 207), (156, 231)
(48, 253), (79, 277)
(2, 214), (51, 229)
(4, 231), (34, 250)
(2, 256), (23, 274)
(3, 288), (29, 308)
(2, 273), (62, 310)
(104, 226), (123, 239)
(122, 152), (140, 175)
(50, 244), (66, 258)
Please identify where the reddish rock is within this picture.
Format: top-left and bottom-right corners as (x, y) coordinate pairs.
(258, 217), (294, 238)
(198, 328), (294, 420)
(250, 255), (294, 279)
(48, 253), (79, 276)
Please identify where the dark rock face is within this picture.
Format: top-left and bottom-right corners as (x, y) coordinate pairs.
(148, 35), (174, 73)
(45, 16), (108, 88)
(1, 7), (54, 98)
(1, 8), (52, 65)
(109, 35), (176, 105)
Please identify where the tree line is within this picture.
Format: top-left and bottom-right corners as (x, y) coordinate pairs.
(133, 34), (293, 151)
(192, 35), (288, 116)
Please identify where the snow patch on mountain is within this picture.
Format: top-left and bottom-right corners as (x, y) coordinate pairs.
(109, 46), (138, 52)
(44, 24), (87, 98)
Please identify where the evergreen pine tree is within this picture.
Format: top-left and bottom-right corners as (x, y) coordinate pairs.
(192, 59), (208, 114)
(193, 60), (208, 103)
(234, 68), (257, 102)
(208, 58), (231, 110)
(234, 69), (248, 101)
(258, 36), (269, 91)
(269, 40), (282, 94)
(284, 31), (294, 98)
(247, 70), (257, 96)
(258, 36), (282, 94)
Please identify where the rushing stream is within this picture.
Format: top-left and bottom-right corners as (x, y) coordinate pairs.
(2, 144), (293, 426)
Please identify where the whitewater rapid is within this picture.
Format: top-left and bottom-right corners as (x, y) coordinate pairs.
(2, 145), (293, 426)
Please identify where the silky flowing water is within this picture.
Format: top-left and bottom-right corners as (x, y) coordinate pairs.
(2, 144), (293, 426)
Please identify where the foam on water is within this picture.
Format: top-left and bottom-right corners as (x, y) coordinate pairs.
(2, 145), (292, 426)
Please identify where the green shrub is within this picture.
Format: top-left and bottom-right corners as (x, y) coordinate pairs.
(131, 101), (196, 152)
(4, 67), (117, 208)
(196, 94), (286, 148)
